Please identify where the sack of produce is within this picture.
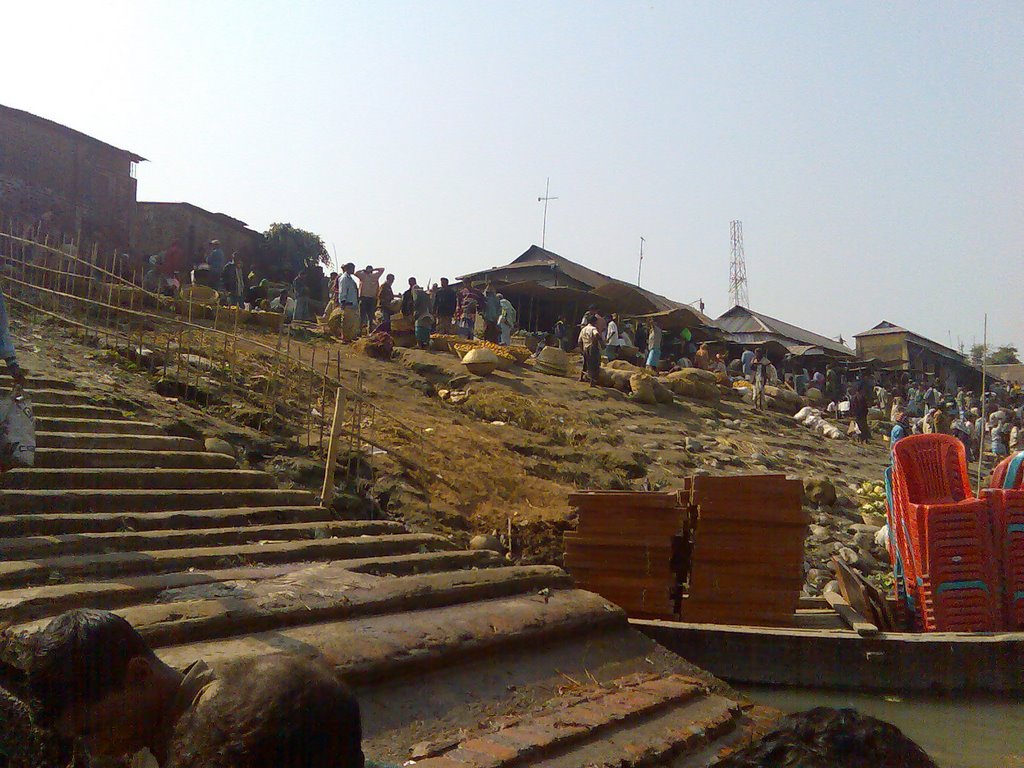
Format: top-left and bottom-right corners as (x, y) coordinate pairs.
(629, 373), (657, 404)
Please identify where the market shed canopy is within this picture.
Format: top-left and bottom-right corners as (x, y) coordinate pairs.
(629, 306), (723, 341)
(716, 305), (856, 359)
(458, 245), (716, 332)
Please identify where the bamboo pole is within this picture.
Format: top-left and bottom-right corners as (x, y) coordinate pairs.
(976, 313), (988, 490)
(320, 389), (348, 504)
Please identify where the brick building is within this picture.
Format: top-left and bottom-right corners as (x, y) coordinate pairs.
(132, 201), (262, 267)
(0, 103), (144, 249)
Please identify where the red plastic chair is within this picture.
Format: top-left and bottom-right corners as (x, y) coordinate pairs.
(892, 434), (1000, 631)
(983, 486), (1024, 628)
(990, 452), (1024, 490)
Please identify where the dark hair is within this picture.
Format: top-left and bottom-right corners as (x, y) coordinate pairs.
(342, 263), (355, 272)
(29, 609), (156, 724)
(167, 655), (364, 768)
(715, 707), (936, 768)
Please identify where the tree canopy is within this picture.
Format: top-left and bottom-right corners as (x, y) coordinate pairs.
(969, 343), (1020, 366)
(257, 223), (330, 279)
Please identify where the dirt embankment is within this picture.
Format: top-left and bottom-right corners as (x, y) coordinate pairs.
(11, 319), (897, 595)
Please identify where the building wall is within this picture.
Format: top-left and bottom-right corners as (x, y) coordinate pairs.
(0, 109), (137, 249)
(132, 203), (261, 267)
(855, 332), (910, 366)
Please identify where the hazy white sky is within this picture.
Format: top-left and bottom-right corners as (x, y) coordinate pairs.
(4, 1), (1021, 350)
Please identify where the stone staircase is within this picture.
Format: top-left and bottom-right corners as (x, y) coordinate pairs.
(0, 372), (770, 766)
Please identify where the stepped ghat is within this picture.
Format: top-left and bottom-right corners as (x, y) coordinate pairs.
(0, 368), (771, 766)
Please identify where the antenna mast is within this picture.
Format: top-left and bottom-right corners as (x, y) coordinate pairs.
(538, 178), (558, 249)
(729, 220), (750, 308)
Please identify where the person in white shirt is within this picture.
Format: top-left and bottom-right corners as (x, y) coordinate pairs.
(338, 263), (360, 342)
(604, 314), (622, 360)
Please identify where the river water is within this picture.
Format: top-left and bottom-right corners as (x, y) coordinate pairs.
(739, 686), (1024, 768)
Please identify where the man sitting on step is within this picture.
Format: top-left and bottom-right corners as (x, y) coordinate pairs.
(0, 281), (27, 388)
(28, 609), (365, 768)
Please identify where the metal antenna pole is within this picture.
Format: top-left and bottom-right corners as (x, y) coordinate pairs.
(538, 178), (558, 249)
(637, 236), (645, 286)
(729, 220), (750, 308)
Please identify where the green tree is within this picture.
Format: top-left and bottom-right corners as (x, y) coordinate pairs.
(969, 344), (986, 366)
(258, 223), (329, 279)
(989, 344), (1020, 365)
(968, 343), (1020, 366)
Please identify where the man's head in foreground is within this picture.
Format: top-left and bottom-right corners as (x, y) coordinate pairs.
(29, 609), (364, 767)
(716, 707), (936, 768)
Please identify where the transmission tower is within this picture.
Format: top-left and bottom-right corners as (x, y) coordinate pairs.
(729, 220), (750, 308)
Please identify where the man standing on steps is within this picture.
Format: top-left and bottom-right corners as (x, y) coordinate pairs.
(354, 264), (385, 331)
(0, 281), (26, 388)
(338, 263), (360, 343)
(29, 609), (366, 768)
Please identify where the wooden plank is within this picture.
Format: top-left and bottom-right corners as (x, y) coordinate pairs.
(690, 534), (806, 558)
(689, 570), (805, 592)
(564, 558), (674, 578)
(823, 589), (879, 637)
(564, 533), (676, 548)
(695, 505), (809, 525)
(683, 590), (798, 609)
(693, 519), (809, 537)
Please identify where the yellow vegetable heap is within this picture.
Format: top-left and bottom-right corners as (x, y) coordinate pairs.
(434, 334), (532, 364)
(857, 480), (888, 518)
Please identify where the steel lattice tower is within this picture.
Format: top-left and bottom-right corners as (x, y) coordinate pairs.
(729, 220), (749, 308)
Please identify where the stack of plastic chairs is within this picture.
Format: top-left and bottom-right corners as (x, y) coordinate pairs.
(891, 434), (1000, 632)
(983, 451), (1024, 629)
(883, 465), (914, 628)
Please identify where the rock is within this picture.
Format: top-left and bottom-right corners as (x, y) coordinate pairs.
(808, 525), (829, 541)
(469, 534), (503, 553)
(685, 437), (705, 453)
(823, 579), (840, 594)
(204, 438), (236, 458)
(838, 546), (859, 566)
(803, 477), (837, 507)
(853, 532), (876, 551)
(849, 523), (881, 534)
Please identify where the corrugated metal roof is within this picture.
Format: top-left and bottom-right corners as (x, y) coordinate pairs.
(716, 306), (855, 357)
(458, 245), (691, 317)
(854, 320), (964, 361)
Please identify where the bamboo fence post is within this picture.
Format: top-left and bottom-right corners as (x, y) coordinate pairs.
(319, 356), (330, 450)
(320, 389), (348, 504)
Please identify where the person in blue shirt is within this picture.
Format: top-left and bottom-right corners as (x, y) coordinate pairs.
(890, 408), (911, 453)
(205, 240), (226, 279)
(0, 282), (26, 388)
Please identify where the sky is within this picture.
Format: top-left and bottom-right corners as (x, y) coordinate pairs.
(4, 1), (1021, 352)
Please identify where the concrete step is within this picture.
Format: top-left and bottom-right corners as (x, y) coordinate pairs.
(0, 488), (316, 515)
(0, 375), (76, 391)
(33, 448), (236, 470)
(34, 432), (203, 451)
(0, 551), (504, 623)
(32, 417), (163, 435)
(0, 519), (408, 559)
(156, 589), (625, 685)
(410, 674), (742, 768)
(0, 505), (335, 537)
(0, 533), (458, 588)
(15, 388), (104, 405)
(13, 565), (574, 650)
(1, 467), (277, 491)
(29, 403), (129, 419)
